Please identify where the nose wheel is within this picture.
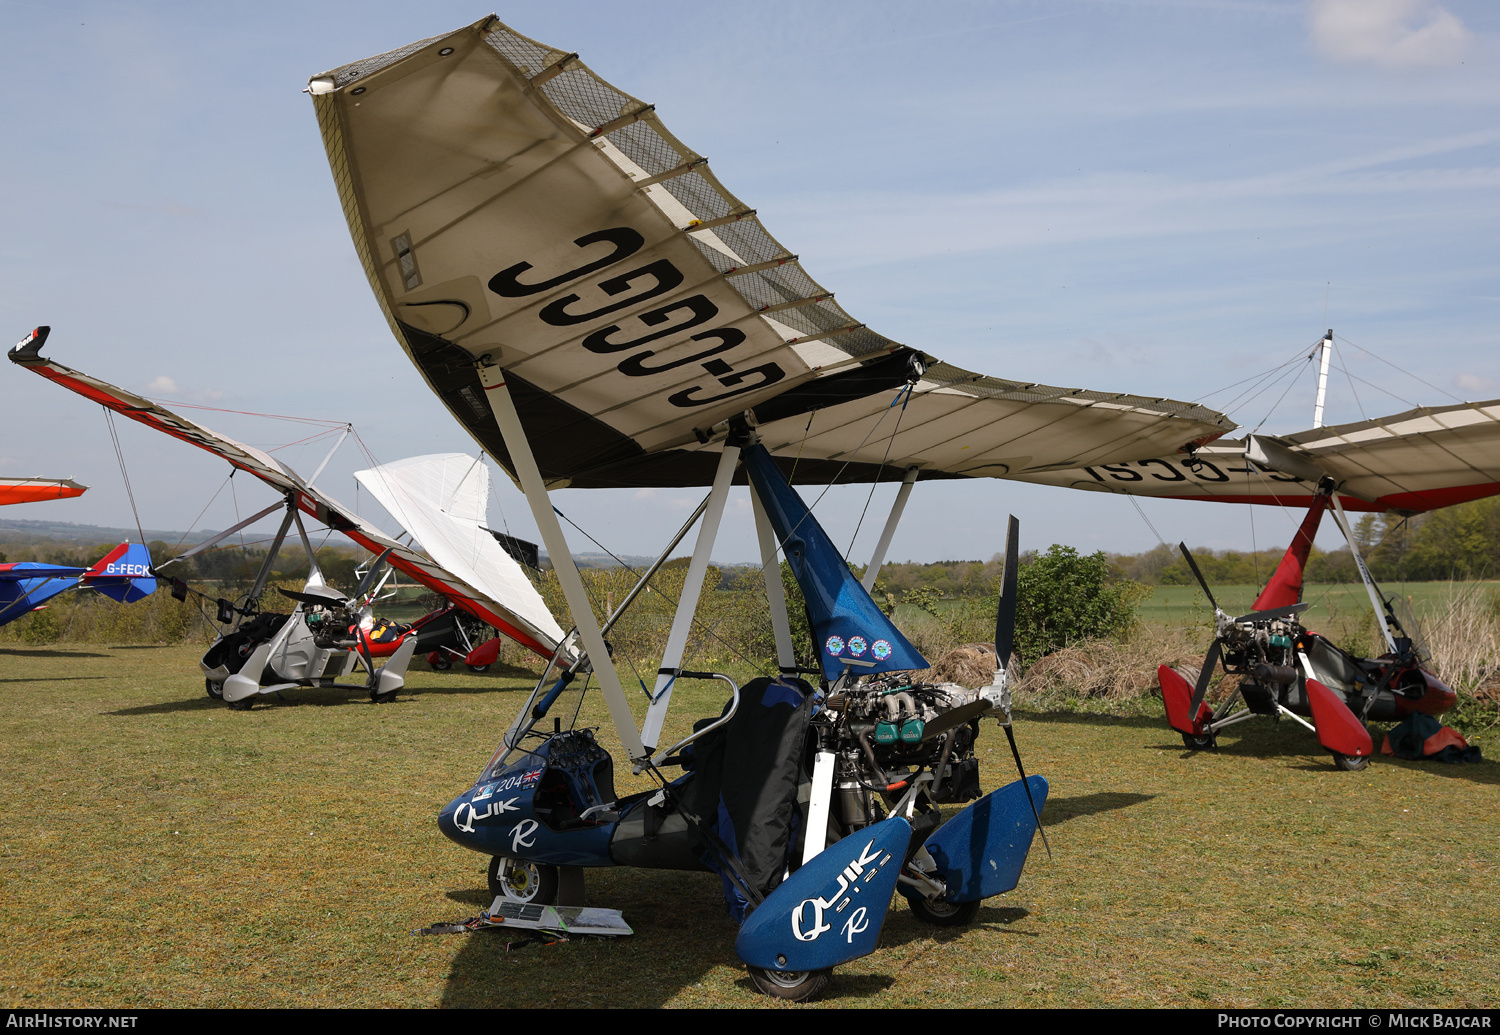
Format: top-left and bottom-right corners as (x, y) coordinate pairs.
(747, 966), (830, 1002)
(487, 856), (558, 905)
(902, 890), (981, 927)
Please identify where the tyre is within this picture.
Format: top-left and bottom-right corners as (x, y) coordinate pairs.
(904, 890), (981, 927)
(466, 663), (491, 674)
(371, 689), (398, 704)
(747, 966), (831, 1002)
(429, 656), (452, 671)
(1181, 731), (1215, 751)
(205, 679), (223, 700)
(228, 696), (255, 712)
(487, 856), (558, 905)
(1332, 752), (1370, 771)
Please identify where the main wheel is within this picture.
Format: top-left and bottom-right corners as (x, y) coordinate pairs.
(429, 655), (452, 671)
(487, 856), (558, 905)
(1332, 752), (1370, 771)
(370, 689), (398, 704)
(904, 891), (981, 927)
(205, 678), (223, 700)
(747, 966), (831, 1002)
(466, 663), (491, 674)
(1181, 731), (1215, 751)
(227, 696), (255, 712)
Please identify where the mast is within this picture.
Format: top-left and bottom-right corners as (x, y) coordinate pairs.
(1312, 329), (1332, 428)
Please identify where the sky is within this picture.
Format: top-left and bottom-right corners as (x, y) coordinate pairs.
(1, 0), (1496, 567)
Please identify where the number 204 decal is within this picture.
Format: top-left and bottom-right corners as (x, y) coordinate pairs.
(488, 228), (784, 408)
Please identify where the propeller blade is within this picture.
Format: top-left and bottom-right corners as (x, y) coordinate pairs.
(1186, 638), (1222, 720)
(1233, 602), (1311, 624)
(995, 515), (1020, 667)
(919, 698), (994, 744)
(1178, 543), (1219, 614)
(354, 548), (394, 602)
(1001, 721), (1051, 861)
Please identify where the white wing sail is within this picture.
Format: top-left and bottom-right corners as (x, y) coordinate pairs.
(307, 18), (1233, 490)
(354, 454), (563, 646)
(1007, 400), (1500, 514)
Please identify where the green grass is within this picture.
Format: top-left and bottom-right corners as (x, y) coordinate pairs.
(0, 645), (1496, 1008)
(1139, 581), (1496, 625)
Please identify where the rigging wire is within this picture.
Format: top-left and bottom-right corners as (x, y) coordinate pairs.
(787, 412), (816, 485)
(845, 384), (915, 562)
(173, 472), (234, 556)
(1330, 364), (1425, 412)
(1335, 333), (1466, 406)
(1330, 342), (1369, 423)
(1249, 496), (1259, 590)
(263, 425), (348, 456)
(1247, 355), (1318, 436)
(1192, 343), (1313, 413)
(1127, 496), (1170, 551)
(145, 399), (350, 428)
(228, 468), (252, 588)
(101, 409), (147, 547)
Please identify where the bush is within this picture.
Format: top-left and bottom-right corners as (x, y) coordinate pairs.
(1013, 545), (1145, 664)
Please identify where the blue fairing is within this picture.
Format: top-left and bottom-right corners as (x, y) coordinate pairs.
(921, 775), (1048, 903)
(736, 816), (911, 971)
(437, 731), (616, 866)
(742, 444), (926, 680)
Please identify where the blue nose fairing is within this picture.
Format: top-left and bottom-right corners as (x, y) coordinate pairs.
(437, 730), (618, 867)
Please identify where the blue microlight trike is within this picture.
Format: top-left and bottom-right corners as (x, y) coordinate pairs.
(437, 443), (1047, 1001)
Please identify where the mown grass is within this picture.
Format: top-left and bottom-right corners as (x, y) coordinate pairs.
(1, 645), (1496, 1008)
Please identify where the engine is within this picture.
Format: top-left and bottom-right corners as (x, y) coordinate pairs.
(816, 676), (988, 838)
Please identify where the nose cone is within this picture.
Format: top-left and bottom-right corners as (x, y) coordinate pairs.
(1419, 671), (1458, 716)
(437, 792), (475, 848)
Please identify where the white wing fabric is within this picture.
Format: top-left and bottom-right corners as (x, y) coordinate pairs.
(1007, 400), (1500, 514)
(307, 18), (1233, 490)
(354, 454), (563, 646)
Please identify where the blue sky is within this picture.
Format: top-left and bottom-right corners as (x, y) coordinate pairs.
(2, 0), (1496, 565)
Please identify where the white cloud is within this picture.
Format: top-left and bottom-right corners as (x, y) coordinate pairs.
(143, 375), (222, 403)
(1309, 0), (1473, 69)
(1455, 371), (1497, 394)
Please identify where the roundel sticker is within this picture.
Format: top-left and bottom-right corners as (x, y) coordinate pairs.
(848, 636), (868, 657)
(824, 635), (846, 656)
(871, 639), (893, 661)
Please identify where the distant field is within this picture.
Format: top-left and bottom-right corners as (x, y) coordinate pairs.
(1138, 581), (1497, 627)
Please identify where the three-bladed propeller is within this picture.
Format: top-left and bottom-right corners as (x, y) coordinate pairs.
(994, 515), (1050, 859)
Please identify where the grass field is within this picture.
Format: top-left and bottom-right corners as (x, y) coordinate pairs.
(1137, 581), (1498, 626)
(1, 645), (1496, 1009)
